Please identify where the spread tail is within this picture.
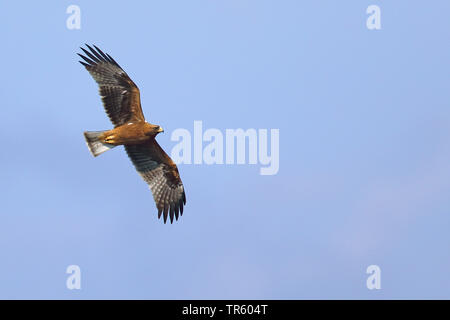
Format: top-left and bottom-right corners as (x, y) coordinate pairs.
(84, 131), (116, 157)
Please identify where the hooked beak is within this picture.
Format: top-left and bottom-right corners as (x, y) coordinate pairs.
(157, 126), (164, 133)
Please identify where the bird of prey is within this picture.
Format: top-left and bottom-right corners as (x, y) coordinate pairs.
(78, 44), (186, 224)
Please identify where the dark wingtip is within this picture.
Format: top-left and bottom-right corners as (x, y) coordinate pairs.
(78, 44), (114, 66)
(80, 46), (101, 64)
(169, 205), (175, 224)
(106, 53), (121, 68)
(77, 52), (96, 66)
(78, 60), (89, 67)
(174, 203), (180, 221)
(93, 45), (112, 62)
(158, 208), (163, 219)
(79, 43), (122, 69)
(179, 199), (184, 216)
(163, 206), (169, 224)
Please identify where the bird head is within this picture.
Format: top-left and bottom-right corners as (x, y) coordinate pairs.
(144, 123), (164, 137)
(152, 125), (164, 135)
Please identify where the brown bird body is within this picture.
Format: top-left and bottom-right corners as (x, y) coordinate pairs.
(78, 44), (186, 224)
(100, 122), (162, 145)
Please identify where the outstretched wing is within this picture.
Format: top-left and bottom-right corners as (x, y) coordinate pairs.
(125, 140), (186, 224)
(78, 44), (144, 127)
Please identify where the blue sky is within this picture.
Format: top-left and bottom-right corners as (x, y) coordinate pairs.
(0, 1), (449, 299)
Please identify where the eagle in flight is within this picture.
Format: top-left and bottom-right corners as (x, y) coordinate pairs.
(78, 44), (186, 224)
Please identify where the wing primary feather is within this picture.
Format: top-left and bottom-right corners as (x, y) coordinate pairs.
(85, 44), (105, 62)
(163, 205), (169, 224)
(106, 53), (122, 68)
(174, 202), (180, 221)
(179, 199), (184, 216)
(80, 47), (100, 63)
(158, 207), (163, 219)
(93, 45), (111, 62)
(160, 185), (170, 223)
(182, 190), (186, 205)
(168, 189), (175, 223)
(169, 204), (175, 224)
(77, 53), (95, 65)
(79, 60), (89, 67)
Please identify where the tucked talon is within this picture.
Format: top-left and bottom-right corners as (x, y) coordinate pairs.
(104, 136), (114, 143)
